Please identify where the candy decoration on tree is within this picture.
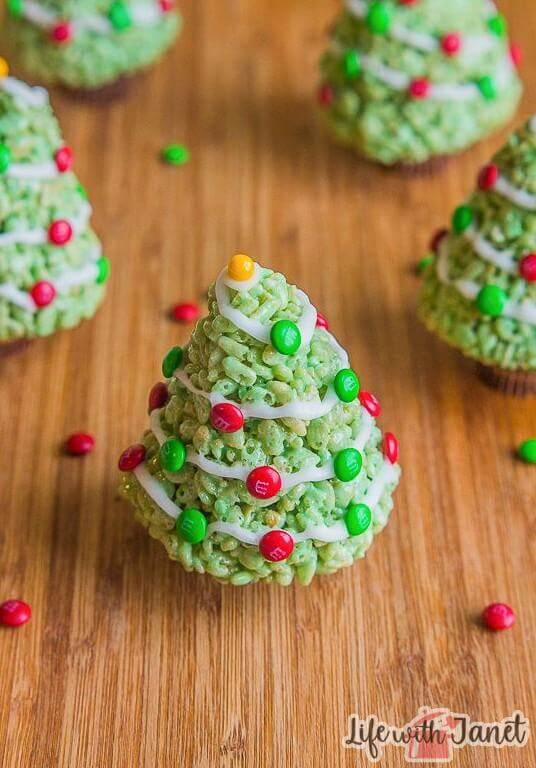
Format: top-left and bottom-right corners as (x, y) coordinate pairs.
(210, 403), (244, 433)
(318, 0), (522, 166)
(6, 0), (180, 94)
(419, 117), (536, 396)
(383, 433), (399, 464)
(64, 432), (95, 455)
(31, 280), (56, 308)
(315, 311), (329, 329)
(0, 599), (31, 627)
(482, 602), (515, 631)
(48, 219), (73, 246)
(118, 444), (146, 471)
(119, 259), (401, 585)
(54, 146), (73, 172)
(259, 530), (294, 562)
(430, 228), (448, 255)
(509, 43), (522, 70)
(246, 466), (282, 500)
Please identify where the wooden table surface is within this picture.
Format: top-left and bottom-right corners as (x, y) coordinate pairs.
(0, 1), (535, 765)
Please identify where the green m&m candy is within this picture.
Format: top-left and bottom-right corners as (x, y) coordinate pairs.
(488, 14), (507, 37)
(334, 369), (360, 403)
(162, 345), (183, 378)
(334, 448), (363, 482)
(177, 508), (207, 543)
(159, 438), (186, 472)
(270, 319), (301, 355)
(342, 49), (361, 80)
(345, 503), (372, 536)
(518, 438), (536, 464)
(476, 284), (506, 317)
(0, 144), (11, 174)
(96, 256), (111, 284)
(162, 143), (190, 166)
(366, 1), (391, 34)
(108, 0), (131, 29)
(452, 205), (473, 233)
(477, 75), (497, 100)
(7, 0), (23, 17)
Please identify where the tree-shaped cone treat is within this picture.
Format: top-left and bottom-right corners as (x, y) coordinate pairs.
(119, 256), (401, 586)
(318, 0), (523, 167)
(0, 62), (109, 353)
(419, 116), (536, 395)
(5, 0), (180, 95)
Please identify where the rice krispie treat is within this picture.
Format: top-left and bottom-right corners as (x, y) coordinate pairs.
(119, 256), (401, 585)
(0, 61), (108, 354)
(419, 116), (536, 395)
(318, 0), (522, 167)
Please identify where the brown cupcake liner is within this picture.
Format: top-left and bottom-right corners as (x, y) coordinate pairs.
(62, 74), (135, 104)
(0, 338), (33, 359)
(477, 363), (536, 397)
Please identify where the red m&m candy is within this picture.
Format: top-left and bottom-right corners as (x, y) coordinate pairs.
(118, 444), (146, 471)
(159, 0), (174, 11)
(383, 432), (399, 464)
(171, 302), (200, 323)
(429, 228), (448, 254)
(359, 391), (381, 418)
(316, 311), (329, 330)
(210, 402), (244, 433)
(441, 33), (461, 56)
(31, 280), (56, 308)
(51, 21), (72, 43)
(0, 599), (31, 627)
(259, 530), (294, 562)
(54, 145), (73, 173)
(509, 43), (522, 69)
(478, 163), (499, 190)
(65, 432), (95, 456)
(519, 254), (536, 282)
(48, 219), (73, 246)
(482, 603), (515, 631)
(246, 466), (282, 499)
(317, 84), (334, 107)
(148, 382), (169, 412)
(409, 77), (430, 99)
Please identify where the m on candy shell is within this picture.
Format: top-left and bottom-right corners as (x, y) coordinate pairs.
(259, 530), (294, 562)
(210, 403), (244, 433)
(246, 466), (282, 499)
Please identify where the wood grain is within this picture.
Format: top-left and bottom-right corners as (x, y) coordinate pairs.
(0, 1), (535, 765)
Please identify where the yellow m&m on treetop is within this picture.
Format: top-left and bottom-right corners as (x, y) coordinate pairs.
(0, 58), (9, 79)
(228, 253), (255, 282)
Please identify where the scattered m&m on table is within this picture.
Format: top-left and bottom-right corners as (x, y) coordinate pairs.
(482, 603), (515, 631)
(171, 302), (200, 324)
(517, 438), (536, 464)
(64, 432), (95, 456)
(161, 143), (190, 166)
(0, 599), (31, 628)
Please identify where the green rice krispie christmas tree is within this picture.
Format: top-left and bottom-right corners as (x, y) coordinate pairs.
(318, 0), (523, 166)
(119, 255), (401, 586)
(0, 60), (109, 351)
(419, 116), (536, 395)
(4, 0), (179, 93)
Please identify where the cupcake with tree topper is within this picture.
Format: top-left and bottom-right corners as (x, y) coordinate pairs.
(0, 60), (109, 355)
(4, 0), (180, 98)
(119, 255), (401, 586)
(318, 0), (523, 168)
(419, 116), (536, 395)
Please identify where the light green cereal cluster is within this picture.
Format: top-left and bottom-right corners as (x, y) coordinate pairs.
(319, 0), (522, 165)
(419, 120), (535, 371)
(5, 0), (180, 90)
(120, 267), (401, 585)
(0, 85), (106, 342)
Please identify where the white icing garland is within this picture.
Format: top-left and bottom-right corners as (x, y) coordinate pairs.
(0, 259), (102, 312)
(133, 458), (400, 546)
(344, 0), (493, 59)
(4, 160), (61, 181)
(17, 0), (171, 37)
(0, 76), (48, 107)
(436, 240), (536, 325)
(0, 201), (91, 247)
(215, 267), (318, 348)
(331, 41), (515, 102)
(464, 225), (517, 273)
(493, 174), (536, 211)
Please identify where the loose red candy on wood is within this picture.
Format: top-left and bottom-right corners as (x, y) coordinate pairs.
(65, 432), (95, 456)
(246, 466), (282, 499)
(210, 402), (244, 433)
(0, 599), (31, 627)
(171, 302), (200, 323)
(259, 530), (294, 562)
(482, 603), (515, 631)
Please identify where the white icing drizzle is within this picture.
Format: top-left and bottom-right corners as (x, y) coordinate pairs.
(344, 0), (493, 58)
(215, 267), (318, 348)
(493, 174), (536, 211)
(132, 458), (400, 545)
(0, 201), (91, 247)
(331, 41), (515, 102)
(150, 406), (375, 493)
(4, 161), (59, 180)
(0, 77), (48, 107)
(464, 226), (517, 273)
(436, 240), (536, 325)
(18, 0), (169, 36)
(529, 115), (536, 134)
(172, 330), (350, 421)
(223, 262), (263, 293)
